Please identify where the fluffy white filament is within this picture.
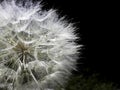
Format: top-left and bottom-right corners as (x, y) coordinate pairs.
(0, 0), (81, 90)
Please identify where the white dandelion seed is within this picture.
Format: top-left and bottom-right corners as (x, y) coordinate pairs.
(0, 0), (81, 90)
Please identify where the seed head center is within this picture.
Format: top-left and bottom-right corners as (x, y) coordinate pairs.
(13, 41), (32, 64)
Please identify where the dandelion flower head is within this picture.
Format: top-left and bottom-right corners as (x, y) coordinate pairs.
(0, 0), (81, 90)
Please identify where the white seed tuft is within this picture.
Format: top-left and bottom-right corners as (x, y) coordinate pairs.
(0, 0), (81, 90)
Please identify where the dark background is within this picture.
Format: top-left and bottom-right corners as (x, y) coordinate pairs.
(38, 0), (119, 86)
(33, 0), (119, 86)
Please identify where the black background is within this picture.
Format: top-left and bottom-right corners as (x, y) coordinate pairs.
(38, 0), (119, 86)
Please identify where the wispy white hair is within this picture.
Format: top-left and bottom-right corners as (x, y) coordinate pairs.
(0, 0), (81, 90)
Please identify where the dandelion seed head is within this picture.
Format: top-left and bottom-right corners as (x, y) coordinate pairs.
(0, 0), (81, 90)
